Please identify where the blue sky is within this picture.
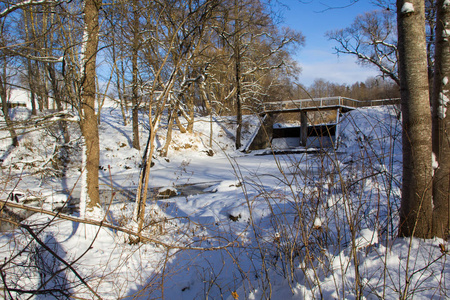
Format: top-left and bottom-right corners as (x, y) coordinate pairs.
(278, 0), (381, 87)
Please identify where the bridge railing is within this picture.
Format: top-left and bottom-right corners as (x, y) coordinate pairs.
(260, 96), (361, 111)
(358, 98), (400, 107)
(259, 97), (400, 112)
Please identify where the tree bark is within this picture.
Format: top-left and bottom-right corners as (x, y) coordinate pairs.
(131, 0), (140, 150)
(234, 0), (242, 150)
(25, 63), (38, 116)
(0, 74), (18, 147)
(80, 0), (101, 211)
(199, 73), (213, 147)
(160, 102), (175, 157)
(397, 0), (433, 238)
(431, 0), (450, 239)
(22, 8), (38, 116)
(48, 64), (70, 144)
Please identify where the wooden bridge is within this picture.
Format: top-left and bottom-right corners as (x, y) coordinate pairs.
(258, 96), (399, 114)
(245, 96), (400, 152)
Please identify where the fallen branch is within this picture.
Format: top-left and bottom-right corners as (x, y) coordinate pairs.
(0, 199), (234, 251)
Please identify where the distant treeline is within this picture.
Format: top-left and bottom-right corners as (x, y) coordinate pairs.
(294, 77), (400, 101)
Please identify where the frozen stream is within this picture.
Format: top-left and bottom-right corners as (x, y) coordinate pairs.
(0, 151), (330, 232)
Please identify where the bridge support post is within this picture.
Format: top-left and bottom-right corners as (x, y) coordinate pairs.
(300, 110), (307, 146)
(248, 113), (274, 150)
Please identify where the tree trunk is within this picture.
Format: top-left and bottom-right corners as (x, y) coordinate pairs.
(431, 0), (450, 239)
(199, 74), (213, 147)
(48, 65), (70, 144)
(80, 0), (101, 212)
(0, 74), (18, 147)
(132, 122), (155, 238)
(234, 0), (242, 150)
(30, 91), (37, 116)
(131, 0), (140, 150)
(23, 7), (38, 116)
(114, 57), (127, 126)
(186, 93), (195, 133)
(132, 73), (177, 236)
(161, 105), (175, 158)
(397, 0), (433, 238)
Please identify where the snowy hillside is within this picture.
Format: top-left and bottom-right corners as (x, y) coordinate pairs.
(0, 100), (449, 299)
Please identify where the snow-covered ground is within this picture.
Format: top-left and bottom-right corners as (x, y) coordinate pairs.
(1, 98), (449, 299)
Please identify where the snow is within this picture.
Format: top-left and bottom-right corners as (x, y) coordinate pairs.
(9, 89), (29, 106)
(0, 96), (449, 299)
(438, 91), (450, 119)
(354, 228), (378, 248)
(79, 143), (88, 218)
(313, 217), (322, 228)
(443, 29), (450, 40)
(401, 2), (415, 14)
(432, 152), (439, 175)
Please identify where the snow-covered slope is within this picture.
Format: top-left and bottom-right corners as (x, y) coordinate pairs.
(0, 101), (448, 299)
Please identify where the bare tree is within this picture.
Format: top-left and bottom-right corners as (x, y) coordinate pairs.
(328, 1), (438, 89)
(397, 0), (432, 238)
(210, 0), (303, 149)
(0, 2), (21, 148)
(79, 0), (102, 213)
(132, 0), (220, 235)
(103, 1), (129, 126)
(130, 0), (141, 150)
(0, 0), (77, 149)
(327, 9), (399, 85)
(0, 59), (18, 147)
(431, 0), (450, 239)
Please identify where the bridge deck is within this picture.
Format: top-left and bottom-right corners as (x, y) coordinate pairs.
(265, 105), (355, 114)
(260, 96), (399, 114)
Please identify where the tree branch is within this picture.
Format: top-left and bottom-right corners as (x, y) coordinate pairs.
(0, 199), (235, 251)
(0, 0), (60, 19)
